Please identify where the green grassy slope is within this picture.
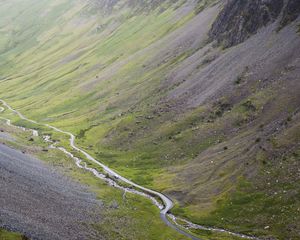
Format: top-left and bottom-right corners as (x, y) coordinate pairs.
(0, 0), (299, 239)
(0, 228), (26, 240)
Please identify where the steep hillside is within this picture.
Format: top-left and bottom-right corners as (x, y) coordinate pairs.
(0, 0), (299, 239)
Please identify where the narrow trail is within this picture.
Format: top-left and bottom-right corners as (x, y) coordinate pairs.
(0, 99), (259, 240)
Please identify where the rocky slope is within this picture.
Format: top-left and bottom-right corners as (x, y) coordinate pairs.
(209, 0), (300, 47)
(209, 0), (283, 47)
(0, 144), (103, 240)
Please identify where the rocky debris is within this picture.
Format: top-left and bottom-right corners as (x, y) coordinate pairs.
(109, 200), (119, 209)
(0, 144), (103, 240)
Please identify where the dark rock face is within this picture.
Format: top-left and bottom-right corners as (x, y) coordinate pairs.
(280, 0), (300, 27)
(209, 0), (284, 48)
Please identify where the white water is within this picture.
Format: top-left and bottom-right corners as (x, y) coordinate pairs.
(43, 135), (164, 210)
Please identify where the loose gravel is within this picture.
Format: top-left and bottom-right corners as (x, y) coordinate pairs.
(0, 143), (104, 240)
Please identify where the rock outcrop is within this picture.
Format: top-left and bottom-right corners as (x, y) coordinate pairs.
(280, 0), (300, 27)
(208, 0), (299, 47)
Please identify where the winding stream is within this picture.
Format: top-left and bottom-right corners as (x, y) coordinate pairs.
(0, 100), (259, 240)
